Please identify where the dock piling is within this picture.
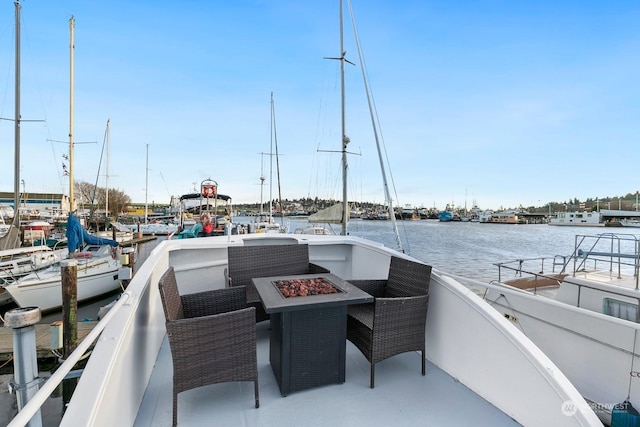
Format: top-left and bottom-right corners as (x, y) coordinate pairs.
(61, 259), (78, 358)
(5, 306), (43, 427)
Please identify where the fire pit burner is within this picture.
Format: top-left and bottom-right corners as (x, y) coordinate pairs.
(273, 277), (341, 298)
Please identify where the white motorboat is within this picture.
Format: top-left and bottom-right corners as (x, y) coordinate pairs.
(3, 244), (122, 312)
(466, 232), (640, 425)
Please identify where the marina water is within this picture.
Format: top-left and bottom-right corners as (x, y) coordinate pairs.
(286, 217), (611, 282)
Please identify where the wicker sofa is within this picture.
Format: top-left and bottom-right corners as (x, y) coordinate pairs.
(224, 243), (330, 322)
(346, 256), (432, 388)
(159, 266), (259, 426)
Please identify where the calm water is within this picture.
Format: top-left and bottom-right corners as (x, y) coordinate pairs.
(284, 218), (617, 282)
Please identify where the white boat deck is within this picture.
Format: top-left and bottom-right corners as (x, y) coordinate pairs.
(135, 321), (521, 427)
(17, 235), (597, 426)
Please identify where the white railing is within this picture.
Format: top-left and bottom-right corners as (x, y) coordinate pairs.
(7, 291), (133, 427)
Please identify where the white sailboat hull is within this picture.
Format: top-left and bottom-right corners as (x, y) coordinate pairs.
(4, 248), (121, 312)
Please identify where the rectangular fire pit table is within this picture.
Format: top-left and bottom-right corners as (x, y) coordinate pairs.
(252, 273), (373, 396)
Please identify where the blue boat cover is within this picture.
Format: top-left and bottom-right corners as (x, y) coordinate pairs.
(612, 400), (640, 427)
(66, 212), (119, 254)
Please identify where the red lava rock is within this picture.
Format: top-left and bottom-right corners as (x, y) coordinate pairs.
(274, 277), (339, 298)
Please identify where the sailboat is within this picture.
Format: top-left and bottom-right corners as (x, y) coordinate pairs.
(253, 92), (286, 234)
(4, 212), (123, 311)
(92, 120), (134, 242)
(301, 1), (404, 249)
(0, 2), (25, 251)
(4, 14), (122, 312)
(0, 3), (67, 307)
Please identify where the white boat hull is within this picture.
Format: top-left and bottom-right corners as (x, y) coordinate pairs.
(4, 246), (121, 311)
(482, 280), (639, 425)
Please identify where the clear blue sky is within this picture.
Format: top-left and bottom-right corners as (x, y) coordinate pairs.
(1, 0), (640, 211)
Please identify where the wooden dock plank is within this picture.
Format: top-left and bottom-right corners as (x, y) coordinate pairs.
(0, 321), (97, 363)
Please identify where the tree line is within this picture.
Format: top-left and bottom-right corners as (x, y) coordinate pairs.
(83, 184), (640, 217)
(75, 181), (131, 217)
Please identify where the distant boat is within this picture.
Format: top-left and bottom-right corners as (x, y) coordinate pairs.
(293, 225), (333, 235)
(438, 211), (453, 222)
(250, 92), (287, 234)
(482, 211), (521, 224)
(21, 220), (54, 245)
(94, 221), (136, 241)
(618, 218), (640, 228)
(123, 221), (177, 236)
(401, 205), (419, 220)
(548, 211), (603, 226)
(174, 180), (237, 238)
(479, 210), (494, 223)
(303, 202), (344, 235)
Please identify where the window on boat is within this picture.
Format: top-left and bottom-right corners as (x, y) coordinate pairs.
(603, 298), (639, 322)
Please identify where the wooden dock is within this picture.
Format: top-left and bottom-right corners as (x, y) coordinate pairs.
(0, 235), (162, 370)
(120, 235), (157, 247)
(0, 321), (98, 365)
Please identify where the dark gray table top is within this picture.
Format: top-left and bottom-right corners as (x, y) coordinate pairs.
(252, 273), (373, 314)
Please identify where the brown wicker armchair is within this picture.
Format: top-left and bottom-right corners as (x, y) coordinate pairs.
(347, 256), (432, 388)
(158, 267), (259, 426)
(224, 243), (329, 322)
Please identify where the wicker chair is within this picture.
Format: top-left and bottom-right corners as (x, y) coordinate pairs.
(347, 256), (432, 388)
(158, 267), (259, 426)
(224, 243), (329, 322)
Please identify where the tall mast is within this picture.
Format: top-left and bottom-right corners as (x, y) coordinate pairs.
(269, 94), (274, 220)
(145, 143), (149, 224)
(339, 0), (349, 236)
(259, 153), (265, 217)
(271, 92), (284, 223)
(69, 16), (75, 211)
(105, 119), (110, 218)
(13, 1), (20, 225)
(347, 0), (403, 251)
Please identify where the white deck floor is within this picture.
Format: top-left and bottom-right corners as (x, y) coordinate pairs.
(135, 322), (521, 426)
